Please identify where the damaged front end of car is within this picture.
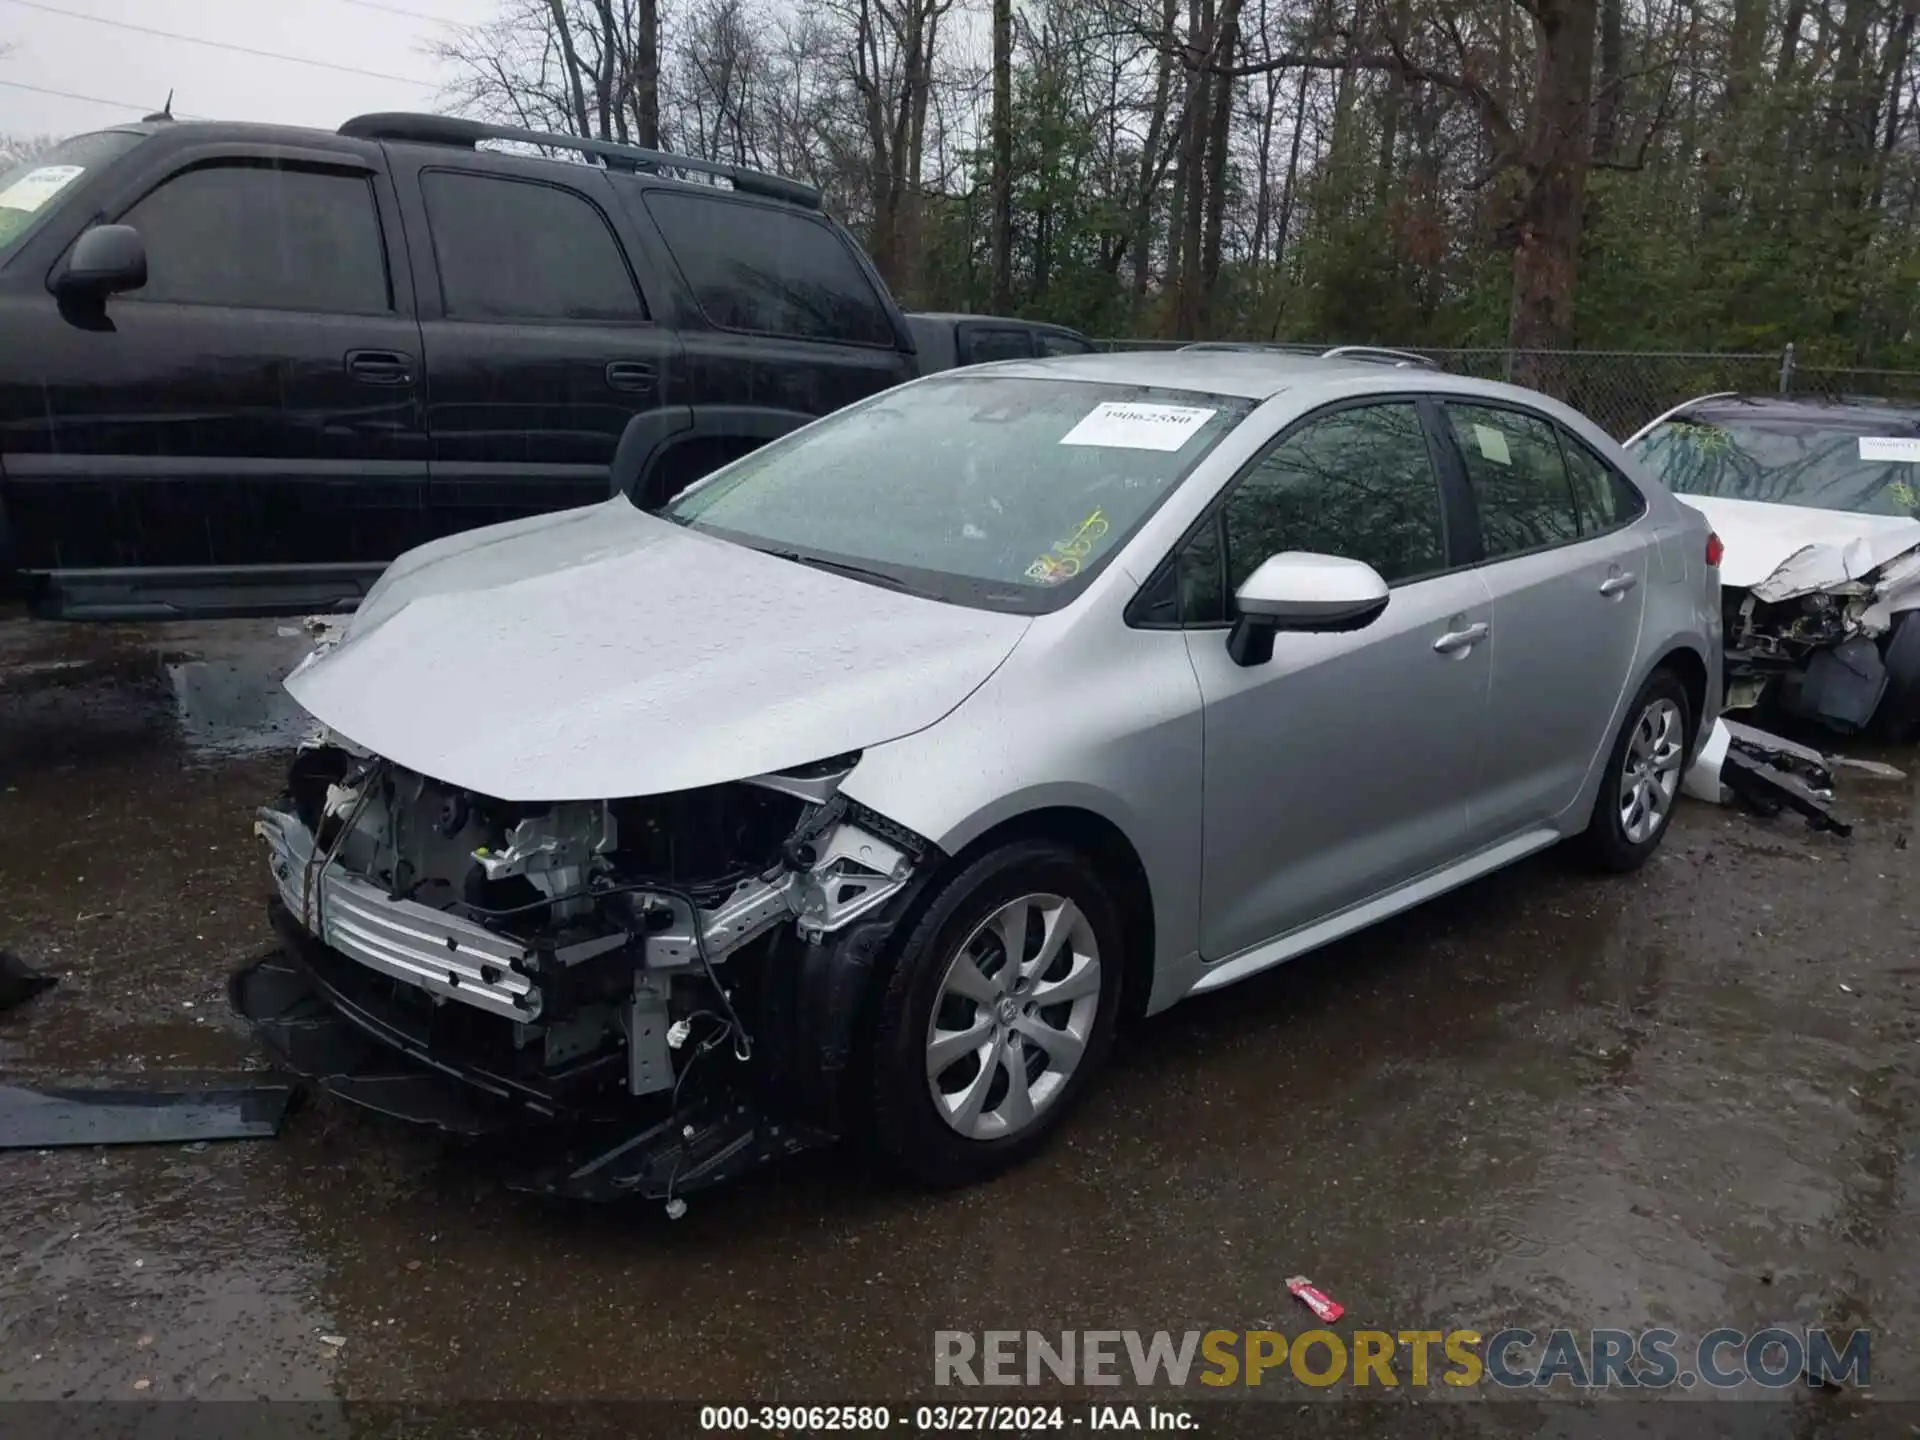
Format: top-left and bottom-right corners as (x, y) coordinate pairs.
(230, 732), (934, 1205)
(1722, 544), (1920, 734)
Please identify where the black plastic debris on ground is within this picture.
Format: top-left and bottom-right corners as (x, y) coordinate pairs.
(0, 950), (57, 1012)
(0, 1082), (294, 1149)
(1720, 719), (1853, 836)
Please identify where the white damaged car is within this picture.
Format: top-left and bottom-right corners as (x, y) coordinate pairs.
(1628, 394), (1920, 736)
(233, 351), (1721, 1204)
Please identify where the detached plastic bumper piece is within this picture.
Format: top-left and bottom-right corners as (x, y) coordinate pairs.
(0, 1081), (292, 1150)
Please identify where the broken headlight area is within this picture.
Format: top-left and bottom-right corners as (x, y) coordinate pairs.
(231, 743), (930, 1203)
(1724, 585), (1919, 731)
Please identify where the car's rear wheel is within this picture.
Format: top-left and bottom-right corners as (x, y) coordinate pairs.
(1576, 669), (1692, 873)
(868, 840), (1123, 1187)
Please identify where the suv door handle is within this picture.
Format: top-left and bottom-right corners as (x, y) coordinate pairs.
(1599, 572), (1639, 597)
(1432, 621), (1490, 655)
(345, 349), (413, 386)
(605, 361), (657, 394)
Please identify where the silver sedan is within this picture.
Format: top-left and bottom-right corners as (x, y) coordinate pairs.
(239, 347), (1724, 1197)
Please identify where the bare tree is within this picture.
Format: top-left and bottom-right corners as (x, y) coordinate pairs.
(990, 0), (1014, 309)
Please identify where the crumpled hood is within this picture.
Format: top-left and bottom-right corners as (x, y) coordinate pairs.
(1678, 494), (1920, 597)
(287, 499), (1030, 801)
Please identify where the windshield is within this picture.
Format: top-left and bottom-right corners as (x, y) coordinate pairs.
(662, 374), (1254, 611)
(0, 130), (142, 260)
(1629, 413), (1920, 518)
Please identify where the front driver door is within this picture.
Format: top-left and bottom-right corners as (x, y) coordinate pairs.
(1180, 399), (1494, 962)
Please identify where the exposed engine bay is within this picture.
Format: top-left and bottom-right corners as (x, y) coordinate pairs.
(1723, 547), (1920, 731)
(233, 730), (931, 1207)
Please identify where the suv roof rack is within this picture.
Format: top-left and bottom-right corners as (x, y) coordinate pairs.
(1319, 345), (1437, 369)
(338, 112), (823, 210)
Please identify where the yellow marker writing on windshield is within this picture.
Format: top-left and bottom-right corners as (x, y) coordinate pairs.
(1026, 510), (1110, 584)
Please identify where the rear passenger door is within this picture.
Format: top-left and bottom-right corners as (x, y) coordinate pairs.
(395, 155), (683, 533)
(622, 184), (914, 499)
(955, 324), (1035, 365)
(1439, 401), (1652, 840)
(9, 150), (429, 612)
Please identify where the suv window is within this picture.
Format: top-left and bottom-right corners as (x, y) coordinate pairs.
(121, 162), (389, 313)
(642, 189), (894, 345)
(962, 328), (1035, 364)
(422, 170), (645, 322)
(1561, 430), (1647, 533)
(1443, 403), (1580, 557)
(1037, 331), (1096, 357)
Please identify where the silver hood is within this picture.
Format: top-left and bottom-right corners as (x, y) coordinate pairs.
(287, 499), (1030, 801)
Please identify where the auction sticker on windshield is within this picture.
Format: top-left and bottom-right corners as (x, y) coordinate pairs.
(1061, 402), (1216, 452)
(1861, 437), (1920, 463)
(0, 165), (84, 215)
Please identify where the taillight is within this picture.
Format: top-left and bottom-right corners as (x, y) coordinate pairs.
(1705, 531), (1724, 568)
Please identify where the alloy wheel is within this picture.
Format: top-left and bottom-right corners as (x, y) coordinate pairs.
(924, 893), (1102, 1141)
(1618, 696), (1684, 844)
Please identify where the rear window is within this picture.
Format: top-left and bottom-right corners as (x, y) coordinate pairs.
(641, 188), (895, 346)
(1630, 413), (1920, 518)
(0, 130), (141, 260)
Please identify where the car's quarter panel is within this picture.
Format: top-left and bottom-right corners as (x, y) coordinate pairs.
(1187, 567), (1494, 961)
(0, 137), (432, 582)
(837, 605), (1208, 1016)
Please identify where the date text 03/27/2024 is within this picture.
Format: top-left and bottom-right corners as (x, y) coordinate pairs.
(698, 1405), (1196, 1431)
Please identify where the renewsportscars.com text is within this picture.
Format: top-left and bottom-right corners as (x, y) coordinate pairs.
(934, 1327), (1870, 1391)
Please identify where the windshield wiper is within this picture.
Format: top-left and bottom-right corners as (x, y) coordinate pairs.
(759, 548), (911, 592)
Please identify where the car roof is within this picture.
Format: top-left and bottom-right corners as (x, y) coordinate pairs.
(1672, 393), (1920, 430)
(973, 348), (1503, 401)
(970, 349), (1368, 398)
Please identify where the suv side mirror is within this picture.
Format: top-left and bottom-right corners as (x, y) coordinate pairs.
(55, 224), (147, 300)
(1227, 551), (1390, 667)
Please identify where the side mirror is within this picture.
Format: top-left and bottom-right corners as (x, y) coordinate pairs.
(55, 224), (147, 300)
(1227, 551), (1390, 667)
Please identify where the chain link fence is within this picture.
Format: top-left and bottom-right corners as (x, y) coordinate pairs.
(1093, 339), (1920, 440)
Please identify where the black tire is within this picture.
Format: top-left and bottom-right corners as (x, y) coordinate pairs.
(1575, 668), (1694, 873)
(1868, 613), (1920, 742)
(868, 839), (1124, 1188)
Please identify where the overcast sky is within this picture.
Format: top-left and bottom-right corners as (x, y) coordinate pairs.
(0, 0), (497, 140)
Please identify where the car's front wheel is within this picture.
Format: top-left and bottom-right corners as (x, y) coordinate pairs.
(1576, 668), (1693, 872)
(869, 840), (1124, 1187)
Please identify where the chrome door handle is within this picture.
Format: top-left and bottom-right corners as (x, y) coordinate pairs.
(1599, 572), (1639, 597)
(1432, 621), (1490, 655)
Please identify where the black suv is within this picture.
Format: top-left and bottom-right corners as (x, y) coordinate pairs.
(0, 113), (917, 619)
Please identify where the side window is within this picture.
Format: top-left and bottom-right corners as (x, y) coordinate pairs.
(421, 170), (645, 322)
(1036, 331), (1095, 357)
(642, 189), (894, 345)
(1443, 403), (1580, 557)
(1561, 430), (1648, 533)
(121, 162), (389, 313)
(1216, 402), (1446, 611)
(961, 327), (1035, 364)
